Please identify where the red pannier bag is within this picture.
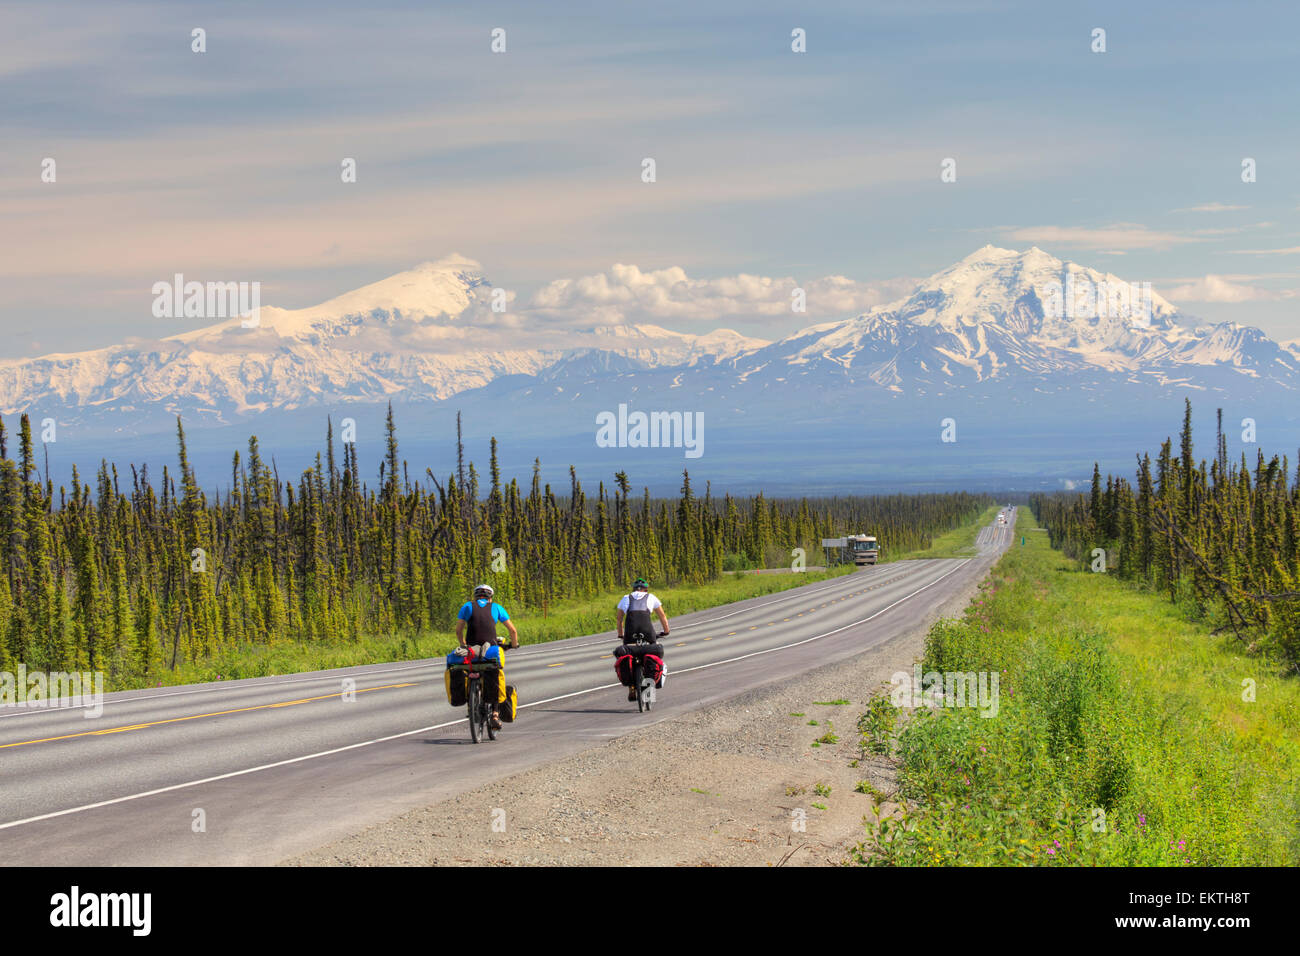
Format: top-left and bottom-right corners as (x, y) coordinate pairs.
(614, 649), (665, 688)
(642, 654), (664, 688)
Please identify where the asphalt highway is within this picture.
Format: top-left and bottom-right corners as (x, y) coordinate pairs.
(0, 509), (1016, 864)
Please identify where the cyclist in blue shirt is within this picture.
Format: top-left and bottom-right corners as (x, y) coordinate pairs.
(455, 584), (518, 727)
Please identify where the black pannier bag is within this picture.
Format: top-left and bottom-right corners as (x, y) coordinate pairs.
(445, 668), (467, 707)
(481, 665), (502, 704)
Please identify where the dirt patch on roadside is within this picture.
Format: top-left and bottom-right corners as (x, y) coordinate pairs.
(283, 568), (988, 867)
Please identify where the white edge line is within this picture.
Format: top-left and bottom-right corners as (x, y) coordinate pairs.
(0, 719), (459, 832)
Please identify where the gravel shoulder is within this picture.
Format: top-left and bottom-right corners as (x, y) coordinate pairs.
(283, 558), (991, 867)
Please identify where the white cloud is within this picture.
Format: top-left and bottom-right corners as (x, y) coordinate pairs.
(1162, 274), (1295, 303)
(525, 265), (916, 325)
(1228, 246), (1300, 256)
(1191, 222), (1276, 236)
(1172, 202), (1249, 213)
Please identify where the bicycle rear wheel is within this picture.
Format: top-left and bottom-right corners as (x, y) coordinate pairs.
(468, 679), (482, 743)
(634, 660), (645, 713)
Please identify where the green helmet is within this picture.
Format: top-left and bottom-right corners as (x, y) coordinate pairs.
(632, 578), (649, 590)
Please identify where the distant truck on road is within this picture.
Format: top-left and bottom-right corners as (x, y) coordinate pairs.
(847, 534), (879, 566)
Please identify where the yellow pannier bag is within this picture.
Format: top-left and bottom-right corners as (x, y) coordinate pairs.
(499, 685), (518, 722)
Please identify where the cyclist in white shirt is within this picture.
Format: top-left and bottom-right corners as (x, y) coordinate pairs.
(616, 578), (669, 701)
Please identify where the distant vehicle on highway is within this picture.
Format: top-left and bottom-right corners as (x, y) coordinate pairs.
(847, 534), (879, 566)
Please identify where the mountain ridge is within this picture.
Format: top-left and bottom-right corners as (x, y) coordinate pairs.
(3, 247), (1295, 436)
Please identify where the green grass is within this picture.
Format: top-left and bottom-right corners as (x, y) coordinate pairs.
(886, 506), (1001, 561)
(857, 692), (897, 757)
(853, 511), (1300, 866)
(815, 722), (840, 745)
(150, 563), (857, 690)
(855, 780), (884, 799)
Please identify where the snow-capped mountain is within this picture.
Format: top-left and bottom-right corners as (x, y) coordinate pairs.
(1, 246), (1295, 448)
(723, 245), (1300, 397)
(0, 255), (766, 428)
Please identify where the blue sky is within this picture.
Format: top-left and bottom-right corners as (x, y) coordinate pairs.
(2, 0), (1298, 357)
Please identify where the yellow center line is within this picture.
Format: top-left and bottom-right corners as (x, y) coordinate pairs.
(727, 631), (736, 636)
(675, 642), (686, 647)
(547, 662), (566, 668)
(1, 682), (417, 750)
(599, 654), (612, 659)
